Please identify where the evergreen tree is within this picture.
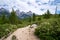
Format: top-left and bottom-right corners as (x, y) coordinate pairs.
(59, 14), (60, 16)
(47, 10), (51, 16)
(43, 10), (51, 19)
(0, 12), (9, 24)
(33, 13), (36, 21)
(9, 9), (18, 24)
(28, 16), (31, 22)
(38, 17), (41, 21)
(1, 14), (6, 24)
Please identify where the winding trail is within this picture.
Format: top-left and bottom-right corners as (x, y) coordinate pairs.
(5, 24), (40, 40)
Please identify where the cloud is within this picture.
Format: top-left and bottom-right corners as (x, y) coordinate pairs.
(0, 0), (60, 15)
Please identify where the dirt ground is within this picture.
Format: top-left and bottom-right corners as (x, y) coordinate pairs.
(5, 24), (40, 40)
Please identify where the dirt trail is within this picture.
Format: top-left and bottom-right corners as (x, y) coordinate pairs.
(5, 24), (40, 40)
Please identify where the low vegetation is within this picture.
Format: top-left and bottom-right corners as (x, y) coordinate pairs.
(0, 8), (60, 40)
(35, 10), (60, 40)
(12, 35), (18, 40)
(0, 9), (31, 38)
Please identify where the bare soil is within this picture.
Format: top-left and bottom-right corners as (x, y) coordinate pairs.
(5, 24), (40, 40)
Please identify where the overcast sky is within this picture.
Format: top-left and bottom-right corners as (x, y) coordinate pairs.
(0, 0), (60, 15)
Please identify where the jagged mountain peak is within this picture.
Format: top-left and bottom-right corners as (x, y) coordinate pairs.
(0, 8), (10, 16)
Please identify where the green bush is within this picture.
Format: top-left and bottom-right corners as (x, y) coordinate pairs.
(0, 23), (28, 38)
(12, 35), (18, 40)
(0, 24), (17, 38)
(35, 19), (60, 40)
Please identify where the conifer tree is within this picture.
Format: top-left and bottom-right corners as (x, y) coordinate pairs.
(9, 9), (18, 24)
(1, 14), (6, 24)
(0, 13), (9, 24)
(47, 10), (51, 17)
(33, 13), (36, 21)
(43, 10), (51, 19)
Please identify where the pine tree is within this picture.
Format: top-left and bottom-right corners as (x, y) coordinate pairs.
(9, 9), (18, 24)
(33, 13), (36, 21)
(47, 10), (51, 16)
(43, 10), (51, 19)
(1, 14), (6, 24)
(0, 13), (10, 24)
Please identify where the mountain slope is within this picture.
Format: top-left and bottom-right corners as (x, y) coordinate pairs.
(0, 8), (10, 16)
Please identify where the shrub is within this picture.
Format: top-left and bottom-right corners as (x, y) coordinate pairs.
(0, 24), (17, 38)
(35, 19), (60, 40)
(12, 35), (18, 40)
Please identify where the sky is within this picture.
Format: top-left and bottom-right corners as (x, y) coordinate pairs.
(0, 0), (60, 15)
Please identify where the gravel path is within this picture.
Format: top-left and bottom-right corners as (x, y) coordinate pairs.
(5, 24), (40, 40)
